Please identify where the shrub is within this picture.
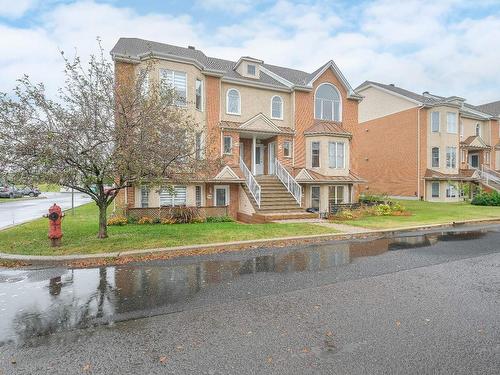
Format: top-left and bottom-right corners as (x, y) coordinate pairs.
(374, 204), (393, 216)
(359, 193), (389, 204)
(169, 206), (201, 223)
(471, 191), (500, 206)
(138, 216), (154, 224)
(107, 215), (128, 226)
(206, 215), (234, 223)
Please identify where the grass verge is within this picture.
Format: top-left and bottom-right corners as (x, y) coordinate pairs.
(337, 200), (500, 229)
(0, 203), (335, 256)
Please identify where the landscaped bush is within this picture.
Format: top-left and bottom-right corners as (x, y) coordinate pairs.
(169, 206), (202, 223)
(359, 193), (389, 204)
(471, 191), (500, 206)
(107, 215), (128, 226)
(206, 215), (234, 223)
(330, 202), (409, 221)
(137, 216), (154, 224)
(374, 204), (392, 216)
(160, 217), (176, 225)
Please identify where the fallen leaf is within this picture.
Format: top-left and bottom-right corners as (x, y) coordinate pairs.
(82, 363), (91, 372)
(10, 358), (16, 365)
(395, 320), (401, 327)
(313, 305), (321, 309)
(159, 356), (168, 364)
(176, 345), (184, 350)
(302, 347), (310, 353)
(326, 331), (333, 337)
(267, 356), (273, 363)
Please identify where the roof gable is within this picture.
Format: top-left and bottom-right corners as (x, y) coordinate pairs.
(295, 169), (314, 181)
(239, 113), (281, 133)
(308, 60), (362, 100)
(214, 166), (240, 181)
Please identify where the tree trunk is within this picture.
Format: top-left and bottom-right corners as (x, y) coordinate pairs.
(98, 203), (108, 239)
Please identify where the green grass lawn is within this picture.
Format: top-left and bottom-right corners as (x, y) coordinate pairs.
(339, 200), (500, 229)
(0, 203), (335, 256)
(37, 183), (61, 192)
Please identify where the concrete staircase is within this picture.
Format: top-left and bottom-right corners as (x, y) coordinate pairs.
(241, 175), (316, 222)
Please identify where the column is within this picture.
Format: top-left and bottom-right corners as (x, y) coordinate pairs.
(252, 135), (256, 175)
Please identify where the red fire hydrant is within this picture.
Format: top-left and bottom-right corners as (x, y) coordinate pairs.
(44, 203), (64, 247)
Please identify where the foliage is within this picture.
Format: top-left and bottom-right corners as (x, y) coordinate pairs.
(137, 216), (154, 225)
(471, 190), (500, 206)
(107, 215), (128, 226)
(169, 206), (202, 224)
(0, 40), (215, 239)
(206, 215), (234, 223)
(359, 193), (390, 203)
(160, 217), (176, 225)
(331, 202), (408, 221)
(374, 204), (393, 216)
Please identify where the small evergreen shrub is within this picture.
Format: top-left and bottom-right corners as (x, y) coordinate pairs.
(471, 191), (500, 206)
(206, 216), (234, 223)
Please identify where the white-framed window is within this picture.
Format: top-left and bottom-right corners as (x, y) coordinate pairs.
(446, 183), (457, 198)
(247, 64), (256, 76)
(431, 147), (440, 168)
(271, 95), (283, 119)
(311, 186), (320, 210)
(223, 136), (233, 155)
(215, 185), (229, 206)
(140, 186), (149, 208)
(195, 132), (203, 160)
(446, 146), (457, 168)
(328, 142), (345, 169)
(195, 185), (202, 207)
(160, 186), (187, 206)
(314, 83), (341, 121)
(195, 79), (203, 111)
(159, 69), (187, 106)
(311, 141), (320, 168)
(475, 123), (481, 137)
(329, 185), (345, 204)
(283, 141), (292, 158)
(431, 111), (440, 132)
(446, 112), (457, 133)
(431, 182), (440, 198)
(226, 88), (241, 115)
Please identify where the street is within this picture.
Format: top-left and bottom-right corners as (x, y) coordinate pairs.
(0, 226), (499, 374)
(0, 192), (91, 229)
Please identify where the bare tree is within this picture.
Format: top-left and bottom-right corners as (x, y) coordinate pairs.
(0, 41), (215, 238)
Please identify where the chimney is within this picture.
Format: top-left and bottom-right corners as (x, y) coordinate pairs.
(188, 45), (196, 50)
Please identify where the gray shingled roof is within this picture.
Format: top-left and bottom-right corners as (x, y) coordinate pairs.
(111, 38), (320, 89)
(357, 80), (496, 119)
(476, 100), (500, 116)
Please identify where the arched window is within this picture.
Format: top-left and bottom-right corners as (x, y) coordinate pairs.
(475, 123), (481, 137)
(226, 89), (240, 115)
(314, 83), (341, 121)
(271, 95), (283, 119)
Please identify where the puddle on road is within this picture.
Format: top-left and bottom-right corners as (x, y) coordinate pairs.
(0, 229), (489, 346)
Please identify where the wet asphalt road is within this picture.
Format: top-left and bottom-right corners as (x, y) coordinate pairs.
(1, 227), (500, 374)
(0, 192), (91, 229)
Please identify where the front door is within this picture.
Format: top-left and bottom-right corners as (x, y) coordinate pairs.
(255, 145), (264, 175)
(469, 153), (479, 169)
(268, 142), (276, 174)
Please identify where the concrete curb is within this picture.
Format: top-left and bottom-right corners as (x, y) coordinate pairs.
(1, 217), (500, 265)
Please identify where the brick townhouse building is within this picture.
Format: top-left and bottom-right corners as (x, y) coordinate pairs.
(111, 38), (365, 221)
(354, 81), (500, 201)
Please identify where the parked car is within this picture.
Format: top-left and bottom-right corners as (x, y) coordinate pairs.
(0, 186), (23, 199)
(20, 186), (41, 197)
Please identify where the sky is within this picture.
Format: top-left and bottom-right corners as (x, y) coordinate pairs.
(0, 0), (499, 104)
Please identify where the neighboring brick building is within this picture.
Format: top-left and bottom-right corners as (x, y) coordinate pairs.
(355, 81), (500, 201)
(111, 38), (365, 221)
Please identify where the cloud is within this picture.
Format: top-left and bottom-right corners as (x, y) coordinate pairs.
(195, 0), (256, 14)
(0, 0), (38, 18)
(0, 0), (499, 103)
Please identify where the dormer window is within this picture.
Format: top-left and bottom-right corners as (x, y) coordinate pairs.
(247, 64), (256, 76)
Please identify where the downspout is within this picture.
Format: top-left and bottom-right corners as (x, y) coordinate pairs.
(417, 105), (425, 200)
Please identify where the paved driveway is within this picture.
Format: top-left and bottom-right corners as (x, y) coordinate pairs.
(0, 192), (92, 229)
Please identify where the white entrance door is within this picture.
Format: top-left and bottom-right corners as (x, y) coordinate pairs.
(268, 142), (276, 175)
(255, 145), (264, 175)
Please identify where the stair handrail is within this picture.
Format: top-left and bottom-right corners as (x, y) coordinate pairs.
(239, 157), (261, 208)
(479, 165), (500, 188)
(274, 159), (302, 206)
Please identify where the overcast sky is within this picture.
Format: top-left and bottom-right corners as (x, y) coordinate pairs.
(0, 0), (499, 104)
